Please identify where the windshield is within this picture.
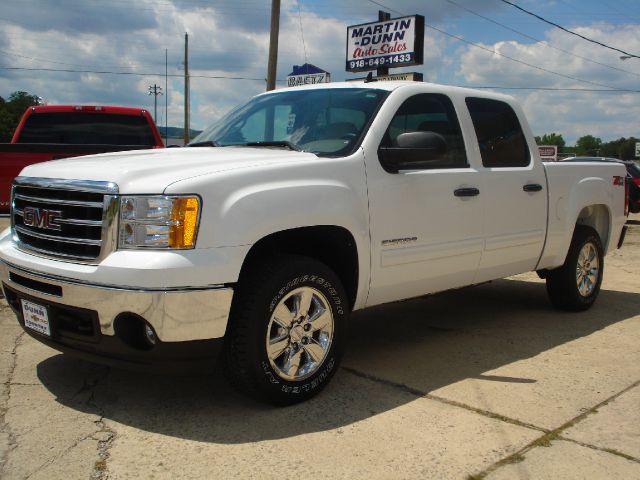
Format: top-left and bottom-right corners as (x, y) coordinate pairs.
(191, 88), (389, 156)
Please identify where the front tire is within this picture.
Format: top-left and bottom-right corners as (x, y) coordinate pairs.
(224, 255), (347, 405)
(546, 226), (604, 311)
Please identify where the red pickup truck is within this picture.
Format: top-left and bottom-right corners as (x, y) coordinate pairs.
(0, 105), (164, 214)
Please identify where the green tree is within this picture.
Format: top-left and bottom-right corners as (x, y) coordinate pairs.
(575, 135), (602, 156)
(600, 137), (639, 159)
(0, 91), (40, 142)
(534, 132), (566, 148)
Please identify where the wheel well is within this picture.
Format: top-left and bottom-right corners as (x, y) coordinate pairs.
(238, 226), (359, 310)
(575, 204), (610, 250)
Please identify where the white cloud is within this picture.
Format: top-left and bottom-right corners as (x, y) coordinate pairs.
(457, 23), (640, 144)
(2, 0), (636, 145)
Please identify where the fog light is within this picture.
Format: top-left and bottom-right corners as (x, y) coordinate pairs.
(145, 324), (157, 345)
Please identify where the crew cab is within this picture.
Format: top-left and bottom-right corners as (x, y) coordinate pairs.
(0, 105), (164, 214)
(0, 82), (628, 404)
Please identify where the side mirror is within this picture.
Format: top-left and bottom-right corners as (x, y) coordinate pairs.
(378, 131), (447, 173)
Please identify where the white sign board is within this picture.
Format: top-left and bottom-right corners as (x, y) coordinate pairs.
(286, 72), (330, 87)
(538, 145), (558, 161)
(636, 142), (640, 158)
(346, 15), (424, 72)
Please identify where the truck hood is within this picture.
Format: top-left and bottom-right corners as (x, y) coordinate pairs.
(18, 147), (319, 193)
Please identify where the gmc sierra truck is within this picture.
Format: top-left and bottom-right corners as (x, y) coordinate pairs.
(0, 105), (165, 214)
(0, 82), (628, 405)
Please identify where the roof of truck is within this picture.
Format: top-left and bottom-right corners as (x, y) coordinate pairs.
(265, 80), (516, 103)
(26, 105), (151, 115)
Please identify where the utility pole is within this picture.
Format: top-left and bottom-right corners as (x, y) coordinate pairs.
(184, 32), (191, 144)
(266, 0), (280, 91)
(377, 10), (391, 78)
(148, 84), (163, 124)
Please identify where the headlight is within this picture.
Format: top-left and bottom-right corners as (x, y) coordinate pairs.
(118, 195), (200, 249)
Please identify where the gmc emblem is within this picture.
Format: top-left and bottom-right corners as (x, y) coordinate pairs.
(23, 207), (63, 231)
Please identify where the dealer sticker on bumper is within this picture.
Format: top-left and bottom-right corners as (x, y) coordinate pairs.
(21, 299), (51, 337)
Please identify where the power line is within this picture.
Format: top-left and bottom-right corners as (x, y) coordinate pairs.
(2, 64), (638, 93)
(500, 0), (640, 59)
(0, 66), (265, 81)
(0, 48), (157, 71)
(428, 24), (621, 91)
(464, 86), (640, 93)
(362, 0), (625, 91)
(443, 0), (640, 79)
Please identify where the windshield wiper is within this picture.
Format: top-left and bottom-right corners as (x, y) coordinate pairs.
(243, 141), (302, 151)
(188, 140), (220, 147)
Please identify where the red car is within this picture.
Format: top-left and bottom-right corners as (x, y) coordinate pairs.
(0, 105), (164, 214)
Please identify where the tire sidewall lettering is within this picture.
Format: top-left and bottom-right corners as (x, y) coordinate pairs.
(263, 272), (342, 394)
(278, 357), (335, 394)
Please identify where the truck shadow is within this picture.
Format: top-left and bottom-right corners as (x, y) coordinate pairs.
(36, 277), (640, 443)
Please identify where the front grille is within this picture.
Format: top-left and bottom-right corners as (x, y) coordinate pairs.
(11, 177), (118, 263)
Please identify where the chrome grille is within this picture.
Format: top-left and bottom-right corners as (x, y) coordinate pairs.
(11, 177), (119, 263)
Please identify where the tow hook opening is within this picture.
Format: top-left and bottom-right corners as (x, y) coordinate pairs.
(114, 313), (158, 350)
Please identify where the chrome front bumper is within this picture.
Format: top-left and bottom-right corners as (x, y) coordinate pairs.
(0, 260), (233, 342)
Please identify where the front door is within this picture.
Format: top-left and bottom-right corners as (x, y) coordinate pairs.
(365, 92), (484, 307)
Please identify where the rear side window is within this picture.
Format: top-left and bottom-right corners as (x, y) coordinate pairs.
(381, 93), (467, 168)
(17, 112), (156, 146)
(465, 97), (530, 168)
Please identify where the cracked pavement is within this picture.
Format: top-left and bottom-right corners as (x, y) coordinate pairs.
(1, 216), (639, 479)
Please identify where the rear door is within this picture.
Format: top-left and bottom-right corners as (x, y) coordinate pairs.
(465, 97), (547, 282)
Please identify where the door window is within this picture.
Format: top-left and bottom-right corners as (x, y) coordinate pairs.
(465, 97), (530, 168)
(380, 94), (467, 169)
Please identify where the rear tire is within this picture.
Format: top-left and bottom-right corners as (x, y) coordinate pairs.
(223, 255), (347, 405)
(546, 226), (604, 311)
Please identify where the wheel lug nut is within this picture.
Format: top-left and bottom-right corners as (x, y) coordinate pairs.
(303, 324), (311, 332)
(301, 337), (309, 345)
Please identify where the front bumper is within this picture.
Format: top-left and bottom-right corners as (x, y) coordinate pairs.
(1, 260), (233, 370)
(0, 260), (233, 341)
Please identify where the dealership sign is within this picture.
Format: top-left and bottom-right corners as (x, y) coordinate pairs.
(287, 73), (329, 87)
(286, 63), (330, 87)
(538, 145), (558, 161)
(346, 15), (424, 72)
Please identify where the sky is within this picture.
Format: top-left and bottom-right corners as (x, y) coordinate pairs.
(0, 0), (639, 145)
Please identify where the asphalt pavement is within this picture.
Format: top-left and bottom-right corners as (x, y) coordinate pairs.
(1, 216), (639, 479)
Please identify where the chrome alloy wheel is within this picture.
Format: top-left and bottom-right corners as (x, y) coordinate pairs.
(576, 241), (600, 297)
(266, 287), (334, 381)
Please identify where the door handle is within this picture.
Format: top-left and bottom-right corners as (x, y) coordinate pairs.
(523, 184), (543, 192)
(454, 187), (480, 197)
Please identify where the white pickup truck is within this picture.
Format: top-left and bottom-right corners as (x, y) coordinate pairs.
(0, 82), (628, 404)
